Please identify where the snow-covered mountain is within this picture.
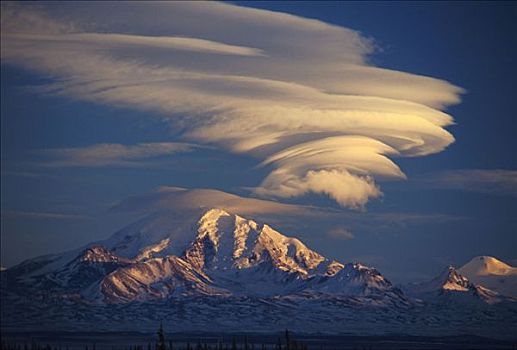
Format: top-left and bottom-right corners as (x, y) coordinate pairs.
(458, 256), (517, 298)
(4, 209), (404, 303)
(403, 266), (504, 304)
(1, 208), (516, 339)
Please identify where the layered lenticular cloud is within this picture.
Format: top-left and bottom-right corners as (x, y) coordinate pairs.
(0, 1), (463, 208)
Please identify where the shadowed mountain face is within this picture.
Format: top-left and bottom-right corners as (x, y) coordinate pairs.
(1, 208), (516, 338)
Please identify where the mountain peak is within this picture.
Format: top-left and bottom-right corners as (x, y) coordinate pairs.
(458, 256), (517, 298)
(403, 266), (473, 296)
(459, 256), (517, 277)
(184, 208), (326, 276)
(200, 208), (231, 221)
(402, 264), (509, 305)
(437, 266), (470, 291)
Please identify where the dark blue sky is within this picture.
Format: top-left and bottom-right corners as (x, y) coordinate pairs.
(1, 1), (516, 281)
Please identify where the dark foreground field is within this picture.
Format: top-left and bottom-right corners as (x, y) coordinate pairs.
(1, 332), (516, 350)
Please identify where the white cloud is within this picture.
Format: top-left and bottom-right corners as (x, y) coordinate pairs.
(38, 142), (197, 167)
(0, 2), (463, 208)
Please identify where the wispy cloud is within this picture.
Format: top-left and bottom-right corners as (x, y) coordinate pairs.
(0, 2), (463, 208)
(327, 227), (355, 240)
(4, 33), (266, 57)
(1, 210), (87, 220)
(421, 169), (517, 196)
(36, 142), (198, 167)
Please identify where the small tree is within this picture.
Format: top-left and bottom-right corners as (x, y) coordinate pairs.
(156, 322), (166, 350)
(285, 330), (291, 350)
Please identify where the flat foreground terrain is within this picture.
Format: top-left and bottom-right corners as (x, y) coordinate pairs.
(2, 332), (516, 350)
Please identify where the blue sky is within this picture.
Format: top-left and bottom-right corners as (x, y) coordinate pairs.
(1, 1), (515, 282)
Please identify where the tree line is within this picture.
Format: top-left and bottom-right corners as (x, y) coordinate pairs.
(2, 326), (312, 350)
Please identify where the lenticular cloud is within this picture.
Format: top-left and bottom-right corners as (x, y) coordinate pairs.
(0, 1), (463, 208)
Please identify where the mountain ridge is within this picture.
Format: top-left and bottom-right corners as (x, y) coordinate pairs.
(1, 208), (516, 338)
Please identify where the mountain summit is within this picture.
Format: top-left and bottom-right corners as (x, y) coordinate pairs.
(459, 256), (517, 276)
(403, 266), (503, 304)
(458, 256), (517, 298)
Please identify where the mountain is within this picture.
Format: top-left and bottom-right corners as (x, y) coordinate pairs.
(1, 208), (516, 339)
(458, 256), (517, 298)
(403, 266), (504, 304)
(5, 208), (404, 302)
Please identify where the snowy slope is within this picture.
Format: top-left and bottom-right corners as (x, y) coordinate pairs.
(460, 256), (517, 276)
(458, 256), (517, 298)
